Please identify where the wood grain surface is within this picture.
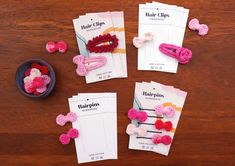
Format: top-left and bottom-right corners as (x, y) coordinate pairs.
(0, 0), (235, 166)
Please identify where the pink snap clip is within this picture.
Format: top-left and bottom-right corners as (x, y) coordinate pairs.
(188, 18), (208, 36)
(46, 41), (68, 53)
(59, 128), (79, 145)
(56, 112), (77, 126)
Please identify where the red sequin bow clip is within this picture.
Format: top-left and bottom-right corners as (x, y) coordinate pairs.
(86, 33), (119, 53)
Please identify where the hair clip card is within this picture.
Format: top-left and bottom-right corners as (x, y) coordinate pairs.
(128, 82), (187, 155)
(68, 93), (117, 163)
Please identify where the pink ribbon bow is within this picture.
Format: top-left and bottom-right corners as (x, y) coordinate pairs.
(128, 108), (148, 122)
(155, 105), (175, 118)
(152, 134), (172, 145)
(46, 41), (68, 53)
(188, 18), (208, 36)
(126, 124), (147, 137)
(133, 32), (154, 48)
(73, 55), (107, 76)
(56, 112), (77, 126)
(59, 128), (79, 145)
(159, 43), (192, 64)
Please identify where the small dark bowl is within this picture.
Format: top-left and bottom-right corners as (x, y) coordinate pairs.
(16, 59), (56, 98)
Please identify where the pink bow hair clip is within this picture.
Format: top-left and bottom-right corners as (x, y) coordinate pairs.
(155, 104), (175, 118)
(188, 18), (208, 36)
(159, 43), (192, 64)
(73, 55), (107, 76)
(152, 134), (172, 145)
(126, 124), (147, 137)
(133, 32), (154, 48)
(59, 128), (79, 145)
(46, 41), (68, 53)
(56, 112), (77, 126)
(128, 108), (148, 122)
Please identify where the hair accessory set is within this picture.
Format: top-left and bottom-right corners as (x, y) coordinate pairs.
(73, 55), (107, 76)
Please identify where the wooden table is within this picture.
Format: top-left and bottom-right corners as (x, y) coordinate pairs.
(0, 0), (234, 165)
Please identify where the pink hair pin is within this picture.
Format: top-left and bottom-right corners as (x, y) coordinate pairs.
(56, 112), (77, 126)
(188, 18), (208, 36)
(152, 134), (172, 145)
(128, 108), (148, 122)
(159, 43), (192, 64)
(59, 128), (79, 145)
(126, 124), (147, 137)
(133, 32), (154, 48)
(73, 55), (107, 76)
(46, 41), (68, 53)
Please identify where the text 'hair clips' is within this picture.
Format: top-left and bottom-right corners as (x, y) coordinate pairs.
(46, 41), (68, 53)
(59, 128), (79, 145)
(155, 119), (172, 132)
(188, 18), (209, 36)
(159, 43), (192, 64)
(133, 32), (154, 48)
(86, 33), (119, 53)
(128, 108), (148, 122)
(126, 123), (147, 137)
(152, 134), (172, 145)
(155, 104), (175, 118)
(73, 55), (107, 76)
(56, 112), (77, 126)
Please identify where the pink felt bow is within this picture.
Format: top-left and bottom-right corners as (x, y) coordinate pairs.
(133, 32), (154, 48)
(155, 105), (175, 118)
(56, 112), (77, 126)
(46, 41), (68, 53)
(73, 55), (107, 76)
(59, 128), (79, 145)
(126, 123), (147, 137)
(159, 43), (192, 64)
(152, 134), (172, 145)
(188, 18), (209, 36)
(128, 108), (148, 122)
